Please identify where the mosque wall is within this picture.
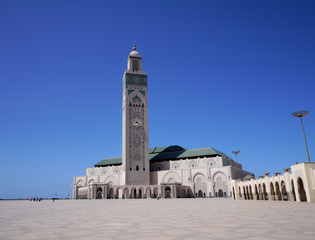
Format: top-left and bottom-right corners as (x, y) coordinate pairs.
(73, 155), (253, 199)
(231, 162), (315, 203)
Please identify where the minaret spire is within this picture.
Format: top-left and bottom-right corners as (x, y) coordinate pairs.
(122, 45), (149, 185)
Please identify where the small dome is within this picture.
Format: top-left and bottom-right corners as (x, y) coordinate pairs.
(129, 50), (141, 58)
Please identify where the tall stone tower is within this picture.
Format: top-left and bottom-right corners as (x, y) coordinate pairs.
(122, 44), (150, 185)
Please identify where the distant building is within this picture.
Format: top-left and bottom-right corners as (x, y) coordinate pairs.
(73, 45), (253, 199)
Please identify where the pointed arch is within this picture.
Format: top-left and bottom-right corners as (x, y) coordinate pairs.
(213, 172), (227, 198)
(281, 180), (288, 201)
(249, 185), (253, 200)
(88, 179), (95, 184)
(162, 171), (181, 183)
(76, 180), (84, 186)
(297, 177), (307, 202)
(132, 95), (142, 103)
(104, 175), (118, 185)
(270, 182), (275, 200)
(96, 187), (102, 199)
(193, 173), (207, 198)
(275, 181), (282, 200)
(262, 183), (267, 200)
(153, 187), (159, 198)
(138, 187), (144, 199)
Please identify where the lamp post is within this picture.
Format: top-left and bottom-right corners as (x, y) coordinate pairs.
(232, 151), (240, 180)
(292, 111), (311, 163)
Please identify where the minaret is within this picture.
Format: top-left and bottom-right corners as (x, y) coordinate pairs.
(122, 43), (150, 185)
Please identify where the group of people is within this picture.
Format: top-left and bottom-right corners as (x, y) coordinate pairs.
(29, 197), (42, 201)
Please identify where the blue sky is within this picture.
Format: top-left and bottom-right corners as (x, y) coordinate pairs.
(0, 0), (314, 199)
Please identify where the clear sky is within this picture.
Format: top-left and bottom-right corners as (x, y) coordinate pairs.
(0, 0), (314, 199)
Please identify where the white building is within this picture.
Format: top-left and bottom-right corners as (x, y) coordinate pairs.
(73, 45), (253, 199)
(231, 162), (315, 203)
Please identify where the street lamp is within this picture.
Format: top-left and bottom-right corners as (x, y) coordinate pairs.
(232, 151), (240, 180)
(292, 111), (311, 163)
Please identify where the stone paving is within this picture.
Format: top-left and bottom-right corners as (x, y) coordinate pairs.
(0, 198), (315, 240)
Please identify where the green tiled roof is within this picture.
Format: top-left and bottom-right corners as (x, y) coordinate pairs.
(94, 145), (232, 167)
(94, 157), (122, 166)
(149, 145), (186, 154)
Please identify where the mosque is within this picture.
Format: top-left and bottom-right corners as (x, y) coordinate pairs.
(72, 45), (254, 200)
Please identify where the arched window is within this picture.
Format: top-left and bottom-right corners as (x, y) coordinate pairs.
(132, 60), (139, 72)
(136, 165), (139, 171)
(130, 167), (132, 171)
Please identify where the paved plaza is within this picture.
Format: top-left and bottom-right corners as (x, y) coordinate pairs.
(0, 198), (314, 240)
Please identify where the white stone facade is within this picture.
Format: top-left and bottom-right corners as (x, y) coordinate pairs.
(73, 153), (253, 199)
(231, 162), (315, 203)
(122, 46), (150, 185)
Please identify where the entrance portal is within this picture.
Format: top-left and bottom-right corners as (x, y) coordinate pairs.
(96, 187), (102, 199)
(218, 189), (223, 197)
(165, 186), (171, 198)
(198, 190), (203, 198)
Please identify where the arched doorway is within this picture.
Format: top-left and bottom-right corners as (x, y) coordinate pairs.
(130, 188), (137, 199)
(275, 182), (282, 201)
(108, 188), (114, 199)
(194, 173), (206, 198)
(281, 181), (288, 201)
(138, 188), (143, 199)
(153, 187), (159, 198)
(96, 187), (102, 199)
(297, 177), (307, 202)
(263, 183), (267, 200)
(270, 183), (275, 200)
(218, 189), (224, 197)
(165, 186), (172, 198)
(134, 189), (137, 199)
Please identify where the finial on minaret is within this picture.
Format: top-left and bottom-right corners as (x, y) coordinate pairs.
(133, 42), (136, 51)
